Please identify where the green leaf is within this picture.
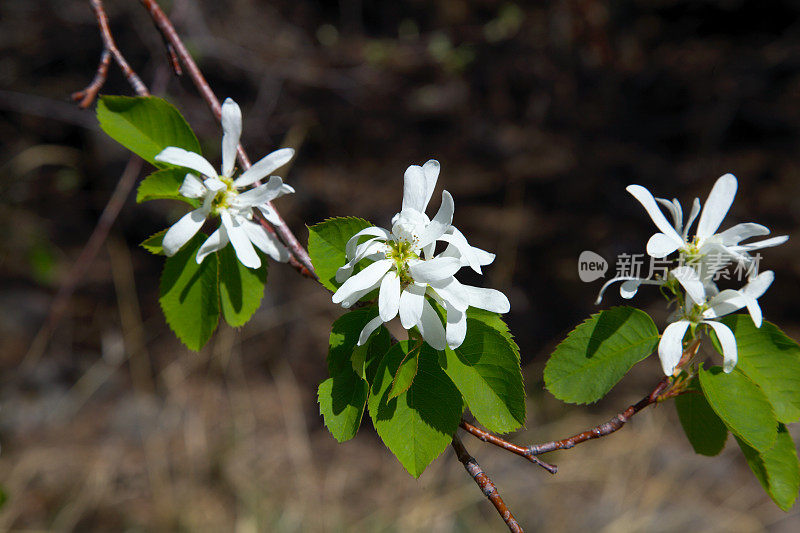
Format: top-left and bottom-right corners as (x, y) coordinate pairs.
(466, 308), (519, 360)
(736, 424), (800, 511)
(318, 308), (391, 442)
(440, 317), (525, 433)
(217, 246), (267, 328)
(721, 315), (800, 424)
(368, 341), (463, 478)
(140, 230), (166, 255)
(544, 306), (660, 404)
(97, 96), (201, 165)
(389, 343), (421, 399)
(137, 168), (199, 206)
(317, 375), (369, 443)
(326, 307), (390, 382)
(698, 366), (777, 452)
(159, 233), (219, 350)
(675, 389), (728, 456)
(307, 217), (373, 292)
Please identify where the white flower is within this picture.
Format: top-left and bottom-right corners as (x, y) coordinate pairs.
(628, 173), (787, 269)
(658, 271), (774, 376)
(332, 160), (509, 350)
(155, 98), (295, 269)
(597, 173), (787, 303)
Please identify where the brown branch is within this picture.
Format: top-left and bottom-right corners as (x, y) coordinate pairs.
(72, 0), (149, 106)
(460, 420), (558, 474)
(451, 435), (524, 533)
(527, 376), (671, 455)
(138, 0), (316, 279)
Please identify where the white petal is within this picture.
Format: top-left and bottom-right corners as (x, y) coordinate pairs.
(155, 147), (218, 179)
(417, 191), (454, 248)
(647, 232), (682, 258)
(399, 283), (426, 329)
(221, 98), (242, 177)
(221, 211), (261, 269)
(658, 320), (691, 376)
(205, 178), (226, 192)
(671, 266), (705, 303)
(696, 173), (737, 242)
(656, 197), (682, 231)
(735, 235), (789, 252)
(445, 304), (467, 349)
(743, 295), (763, 328)
(336, 239), (387, 283)
(717, 223), (770, 245)
(428, 277), (469, 312)
(357, 315), (385, 346)
(421, 160), (440, 209)
(409, 257), (462, 283)
(233, 148), (295, 188)
(332, 259), (393, 305)
(742, 270), (774, 300)
(683, 198), (702, 240)
(196, 226), (229, 264)
(234, 176), (288, 207)
(418, 298), (446, 350)
(179, 173), (207, 199)
(401, 161), (438, 214)
(379, 271), (401, 321)
(705, 289), (747, 318)
(705, 321), (738, 372)
(627, 184), (684, 241)
(257, 205), (283, 226)
(440, 227), (487, 273)
(463, 285), (510, 313)
(344, 227), (391, 259)
(162, 208), (207, 256)
(241, 220), (290, 262)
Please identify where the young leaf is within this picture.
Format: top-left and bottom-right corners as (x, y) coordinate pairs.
(140, 230), (166, 255)
(698, 366), (777, 453)
(217, 246), (267, 328)
(675, 389), (728, 456)
(721, 315), (800, 424)
(368, 341), (463, 478)
(389, 343), (421, 399)
(97, 96), (201, 165)
(735, 424), (800, 511)
(544, 306), (659, 404)
(440, 317), (525, 433)
(137, 168), (199, 206)
(159, 233), (219, 351)
(307, 217), (373, 292)
(319, 308), (391, 442)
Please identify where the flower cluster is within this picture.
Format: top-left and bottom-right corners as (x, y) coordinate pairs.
(156, 98), (295, 269)
(598, 173), (787, 375)
(332, 160), (510, 350)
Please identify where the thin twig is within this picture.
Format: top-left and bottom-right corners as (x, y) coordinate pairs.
(451, 435), (524, 533)
(72, 0), (149, 106)
(460, 420), (558, 474)
(527, 376), (671, 455)
(138, 0), (316, 278)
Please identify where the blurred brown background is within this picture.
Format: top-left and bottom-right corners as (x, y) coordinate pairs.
(1, 0), (800, 530)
